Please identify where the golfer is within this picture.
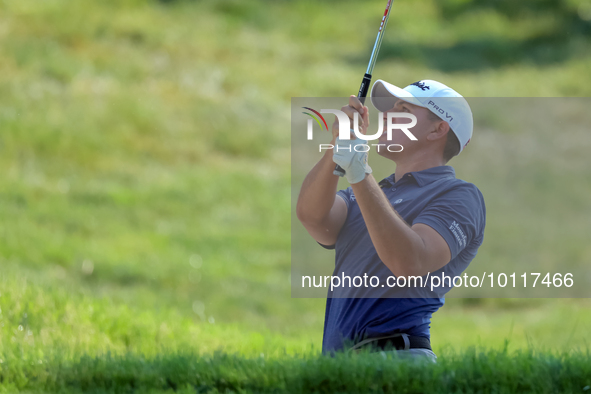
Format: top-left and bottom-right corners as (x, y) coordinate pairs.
(296, 79), (486, 361)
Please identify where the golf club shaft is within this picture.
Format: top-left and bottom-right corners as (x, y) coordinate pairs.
(334, 0), (393, 177)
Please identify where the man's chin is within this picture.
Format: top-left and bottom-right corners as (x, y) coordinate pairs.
(374, 142), (404, 159)
(375, 150), (400, 164)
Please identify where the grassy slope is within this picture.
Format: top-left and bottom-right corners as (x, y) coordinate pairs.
(1, 0), (591, 391)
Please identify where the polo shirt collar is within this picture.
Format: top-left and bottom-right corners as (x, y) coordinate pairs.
(395, 166), (456, 187)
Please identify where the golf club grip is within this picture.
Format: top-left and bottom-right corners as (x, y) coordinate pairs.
(333, 73), (373, 177)
(358, 73), (372, 102)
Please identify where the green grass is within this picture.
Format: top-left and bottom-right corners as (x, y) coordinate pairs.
(2, 350), (591, 393)
(1, 0), (591, 391)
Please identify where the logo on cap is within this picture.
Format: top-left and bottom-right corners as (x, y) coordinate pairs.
(410, 81), (430, 91)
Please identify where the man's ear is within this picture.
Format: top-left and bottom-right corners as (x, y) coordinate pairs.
(426, 121), (450, 142)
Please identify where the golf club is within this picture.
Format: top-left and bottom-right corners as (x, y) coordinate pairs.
(334, 0), (393, 177)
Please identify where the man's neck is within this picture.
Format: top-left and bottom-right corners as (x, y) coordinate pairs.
(393, 155), (446, 183)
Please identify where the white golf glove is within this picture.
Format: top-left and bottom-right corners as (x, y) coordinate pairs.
(332, 135), (372, 184)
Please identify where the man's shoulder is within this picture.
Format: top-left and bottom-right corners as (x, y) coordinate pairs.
(418, 175), (486, 249)
(445, 178), (487, 238)
(441, 176), (485, 204)
(429, 176), (487, 228)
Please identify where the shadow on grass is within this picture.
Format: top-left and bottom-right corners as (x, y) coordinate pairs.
(371, 0), (591, 72)
(371, 31), (590, 72)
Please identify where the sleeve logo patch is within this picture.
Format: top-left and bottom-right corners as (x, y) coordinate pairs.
(449, 220), (467, 248)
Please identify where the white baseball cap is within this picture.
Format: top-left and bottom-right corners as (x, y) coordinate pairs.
(370, 79), (473, 153)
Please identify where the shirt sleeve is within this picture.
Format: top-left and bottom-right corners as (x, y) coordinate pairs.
(413, 183), (486, 260)
(336, 186), (353, 212)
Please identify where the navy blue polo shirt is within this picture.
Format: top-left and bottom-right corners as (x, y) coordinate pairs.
(322, 165), (486, 353)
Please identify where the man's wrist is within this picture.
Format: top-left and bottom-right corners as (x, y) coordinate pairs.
(348, 173), (368, 185)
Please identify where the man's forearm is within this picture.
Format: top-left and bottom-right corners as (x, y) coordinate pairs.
(351, 174), (427, 277)
(296, 146), (339, 222)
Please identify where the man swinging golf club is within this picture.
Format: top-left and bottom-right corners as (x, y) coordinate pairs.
(296, 79), (486, 361)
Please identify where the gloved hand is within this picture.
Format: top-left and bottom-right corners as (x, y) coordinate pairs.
(332, 134), (372, 184)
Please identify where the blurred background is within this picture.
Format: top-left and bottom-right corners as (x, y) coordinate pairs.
(1, 0), (591, 362)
